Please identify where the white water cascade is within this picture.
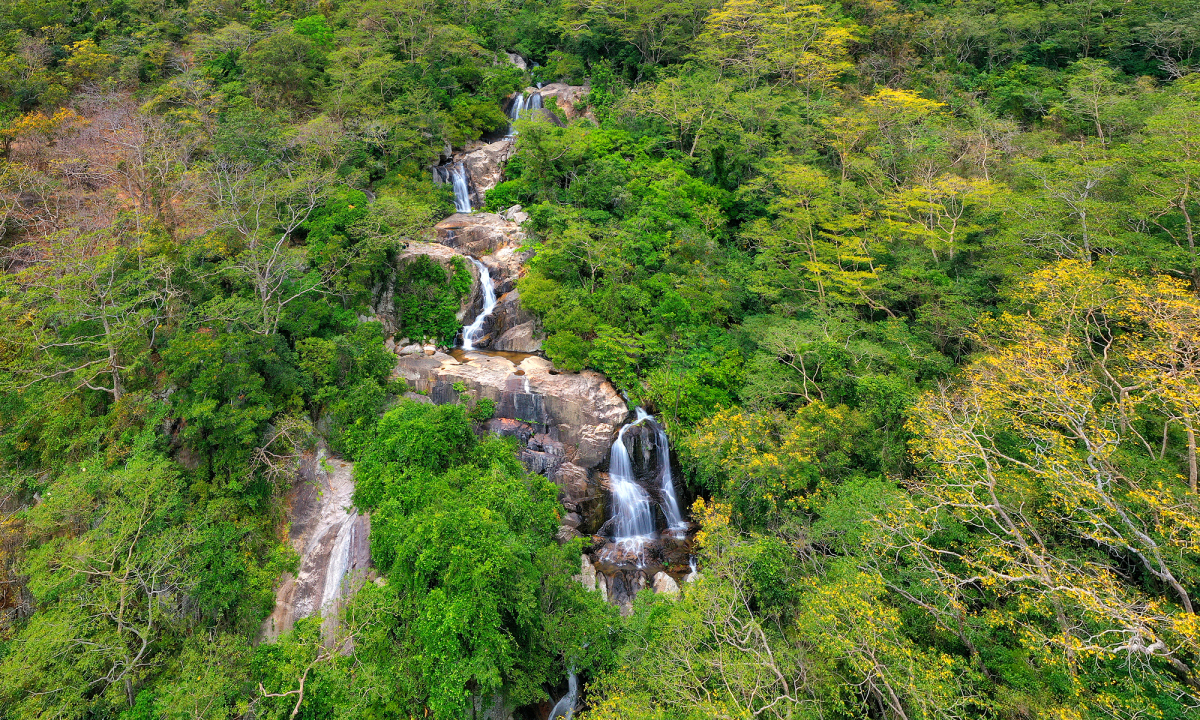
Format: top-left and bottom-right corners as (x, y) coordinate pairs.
(450, 162), (472, 212)
(547, 671), (578, 720)
(461, 258), (497, 351)
(609, 409), (656, 544)
(649, 417), (687, 532)
(507, 91), (543, 135)
(607, 408), (688, 547)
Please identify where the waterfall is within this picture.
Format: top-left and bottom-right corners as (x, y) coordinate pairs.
(507, 91), (543, 135)
(608, 409), (656, 543)
(462, 258), (497, 351)
(607, 408), (687, 546)
(547, 671), (578, 720)
(648, 417), (686, 532)
(450, 162), (472, 213)
(320, 508), (358, 613)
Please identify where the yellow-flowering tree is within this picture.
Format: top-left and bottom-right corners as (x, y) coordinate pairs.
(697, 0), (856, 94)
(887, 261), (1200, 712)
(884, 175), (1000, 262)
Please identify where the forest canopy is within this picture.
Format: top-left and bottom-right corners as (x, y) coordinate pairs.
(1, 1), (1199, 719)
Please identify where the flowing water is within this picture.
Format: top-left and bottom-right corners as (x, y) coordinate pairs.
(547, 671), (578, 720)
(450, 162), (472, 212)
(647, 416), (686, 532)
(607, 408), (688, 548)
(461, 258), (497, 351)
(608, 409), (657, 543)
(507, 91), (543, 135)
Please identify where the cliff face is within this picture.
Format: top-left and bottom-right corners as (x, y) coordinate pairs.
(259, 455), (371, 643)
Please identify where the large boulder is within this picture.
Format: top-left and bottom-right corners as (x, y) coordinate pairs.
(393, 352), (626, 469)
(488, 289), (543, 352)
(532, 83), (592, 121)
(652, 571), (680, 599)
(461, 139), (515, 208)
(435, 212), (526, 257)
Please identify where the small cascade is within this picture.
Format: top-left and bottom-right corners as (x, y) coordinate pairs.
(462, 258), (497, 351)
(320, 508), (359, 613)
(547, 671), (578, 720)
(507, 91), (543, 135)
(450, 162), (472, 212)
(608, 409), (656, 545)
(647, 417), (686, 532)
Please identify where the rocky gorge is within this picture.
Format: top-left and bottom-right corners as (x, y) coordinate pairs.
(264, 73), (695, 665)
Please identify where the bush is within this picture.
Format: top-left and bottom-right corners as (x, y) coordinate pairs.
(470, 397), (496, 422)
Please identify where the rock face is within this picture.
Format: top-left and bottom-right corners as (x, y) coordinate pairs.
(260, 455), (371, 642)
(395, 351), (626, 470)
(533, 83), (593, 121)
(489, 290), (543, 353)
(461, 139), (515, 209)
(431, 211), (542, 352)
(435, 212), (527, 256)
(505, 52), (528, 70)
(653, 571), (681, 599)
(371, 241), (475, 340)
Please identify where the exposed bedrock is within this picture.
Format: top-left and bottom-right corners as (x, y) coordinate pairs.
(432, 211), (543, 352)
(529, 83), (593, 122)
(260, 454), (371, 643)
(435, 211), (528, 257)
(371, 241), (477, 342)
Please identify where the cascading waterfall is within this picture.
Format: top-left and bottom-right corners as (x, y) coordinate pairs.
(608, 409), (656, 544)
(450, 162), (472, 212)
(461, 258), (497, 351)
(547, 671), (578, 720)
(320, 508), (358, 613)
(507, 91), (543, 135)
(648, 417), (686, 532)
(607, 408), (688, 547)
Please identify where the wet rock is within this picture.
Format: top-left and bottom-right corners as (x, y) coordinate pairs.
(394, 351), (626, 469)
(652, 571), (680, 599)
(435, 212), (525, 257)
(260, 456), (371, 643)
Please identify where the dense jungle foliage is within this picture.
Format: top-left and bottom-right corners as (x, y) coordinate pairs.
(1, 0), (1200, 718)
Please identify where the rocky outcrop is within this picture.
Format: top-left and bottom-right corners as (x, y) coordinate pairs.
(533, 83), (593, 122)
(260, 455), (371, 642)
(431, 211), (541, 352)
(489, 290), (543, 352)
(653, 571), (681, 599)
(461, 139), (515, 209)
(392, 351), (627, 534)
(435, 212), (526, 256)
(394, 351), (625, 468)
(371, 241), (475, 340)
(504, 52), (528, 71)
